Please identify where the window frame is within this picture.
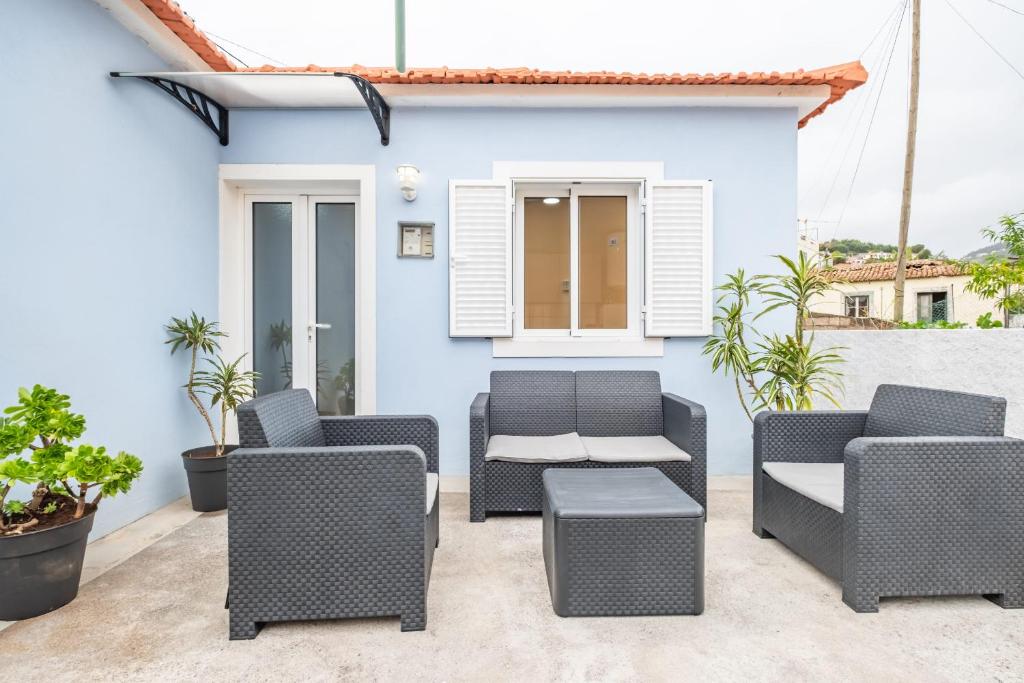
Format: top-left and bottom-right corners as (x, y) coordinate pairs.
(915, 288), (951, 322)
(844, 293), (871, 318)
(513, 181), (641, 340)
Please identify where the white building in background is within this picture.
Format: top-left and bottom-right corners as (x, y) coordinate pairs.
(811, 259), (1002, 325)
(798, 223), (824, 267)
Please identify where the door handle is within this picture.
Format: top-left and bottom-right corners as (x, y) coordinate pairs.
(309, 322), (332, 333)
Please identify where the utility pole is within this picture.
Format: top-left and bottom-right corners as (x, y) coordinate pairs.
(395, 0), (406, 73)
(893, 0), (921, 322)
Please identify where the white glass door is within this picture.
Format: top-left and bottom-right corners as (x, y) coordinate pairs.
(247, 194), (358, 415)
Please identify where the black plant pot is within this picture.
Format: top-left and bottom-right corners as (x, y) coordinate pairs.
(0, 511), (95, 621)
(181, 445), (237, 512)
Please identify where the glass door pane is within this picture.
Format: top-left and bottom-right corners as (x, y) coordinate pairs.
(578, 195), (628, 329)
(314, 202), (356, 415)
(523, 196), (571, 329)
(251, 202), (293, 397)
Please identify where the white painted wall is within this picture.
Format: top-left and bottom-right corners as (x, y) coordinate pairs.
(810, 276), (1000, 325)
(812, 330), (1024, 437)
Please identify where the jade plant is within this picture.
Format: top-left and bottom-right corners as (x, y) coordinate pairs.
(166, 312), (258, 456)
(0, 385), (142, 535)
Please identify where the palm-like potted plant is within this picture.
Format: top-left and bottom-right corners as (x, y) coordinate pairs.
(166, 313), (258, 512)
(0, 385), (142, 620)
(703, 252), (845, 421)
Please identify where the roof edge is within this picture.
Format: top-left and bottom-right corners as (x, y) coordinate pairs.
(129, 1), (867, 126)
(135, 0), (236, 72)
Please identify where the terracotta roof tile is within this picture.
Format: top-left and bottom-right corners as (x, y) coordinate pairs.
(825, 259), (965, 283)
(140, 2), (866, 126)
(139, 0), (235, 72)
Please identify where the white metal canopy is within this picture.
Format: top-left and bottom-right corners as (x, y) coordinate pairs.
(109, 71), (390, 146)
(113, 71), (375, 108)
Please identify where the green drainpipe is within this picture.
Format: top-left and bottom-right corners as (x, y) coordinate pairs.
(395, 0), (406, 73)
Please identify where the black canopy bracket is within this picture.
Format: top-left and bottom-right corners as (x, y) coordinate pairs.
(110, 72), (229, 146)
(336, 72), (390, 146)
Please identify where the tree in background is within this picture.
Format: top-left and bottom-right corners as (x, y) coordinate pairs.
(962, 212), (1024, 327)
(821, 239), (934, 262)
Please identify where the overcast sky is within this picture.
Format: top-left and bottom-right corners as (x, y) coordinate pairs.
(181, 0), (1023, 257)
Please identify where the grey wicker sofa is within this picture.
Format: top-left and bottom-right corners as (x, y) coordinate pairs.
(754, 383), (1024, 612)
(470, 370), (706, 522)
(228, 389), (439, 638)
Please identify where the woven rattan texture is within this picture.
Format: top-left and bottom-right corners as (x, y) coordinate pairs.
(575, 371), (663, 436)
(762, 475), (843, 580)
(471, 373), (707, 521)
(752, 411), (867, 535)
(548, 514), (703, 616)
(228, 447), (429, 638)
(237, 389), (326, 448)
(863, 384), (1006, 438)
(469, 393), (489, 522)
(321, 415), (439, 473)
(842, 436), (1024, 612)
(489, 371), (576, 436)
(663, 393), (708, 512)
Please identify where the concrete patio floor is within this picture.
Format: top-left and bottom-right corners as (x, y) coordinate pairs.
(1, 477), (1021, 681)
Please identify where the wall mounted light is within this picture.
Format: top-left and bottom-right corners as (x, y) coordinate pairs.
(396, 164), (420, 201)
(542, 197), (561, 205)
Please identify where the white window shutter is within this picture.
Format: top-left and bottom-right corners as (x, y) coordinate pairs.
(644, 181), (713, 337)
(449, 180), (513, 337)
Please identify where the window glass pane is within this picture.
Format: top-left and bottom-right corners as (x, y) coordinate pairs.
(252, 203), (292, 397)
(931, 293), (948, 322)
(917, 293), (931, 321)
(524, 197), (570, 329)
(579, 195), (628, 329)
(315, 203), (357, 415)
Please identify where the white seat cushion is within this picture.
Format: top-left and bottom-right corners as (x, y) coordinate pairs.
(426, 473), (439, 514)
(484, 432), (588, 463)
(762, 462), (844, 513)
(581, 436), (691, 463)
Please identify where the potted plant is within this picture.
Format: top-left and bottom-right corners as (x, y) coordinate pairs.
(0, 385), (142, 620)
(166, 312), (258, 512)
(333, 357), (356, 415)
(703, 252), (845, 421)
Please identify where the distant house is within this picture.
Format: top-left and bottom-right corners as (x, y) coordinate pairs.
(810, 259), (1000, 325)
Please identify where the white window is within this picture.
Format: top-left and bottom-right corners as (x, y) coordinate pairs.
(449, 163), (711, 357)
(845, 294), (870, 318)
(514, 183), (640, 339)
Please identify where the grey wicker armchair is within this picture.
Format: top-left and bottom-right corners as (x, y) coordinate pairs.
(227, 389), (439, 638)
(754, 383), (1024, 612)
(470, 370), (706, 522)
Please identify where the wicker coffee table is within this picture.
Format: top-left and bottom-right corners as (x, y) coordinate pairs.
(542, 467), (705, 617)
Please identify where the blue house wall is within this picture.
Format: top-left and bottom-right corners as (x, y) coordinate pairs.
(222, 106), (797, 478)
(2, 0), (797, 538)
(0, 0), (220, 538)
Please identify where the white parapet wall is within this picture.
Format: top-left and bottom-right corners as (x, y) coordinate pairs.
(812, 330), (1024, 437)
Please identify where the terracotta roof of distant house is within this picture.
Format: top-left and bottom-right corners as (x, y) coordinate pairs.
(142, 0), (867, 127)
(826, 259), (966, 283)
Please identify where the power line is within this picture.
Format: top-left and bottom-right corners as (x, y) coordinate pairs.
(211, 41), (249, 68)
(835, 0), (910, 231)
(806, 0), (907, 202)
(984, 0), (1024, 17)
(945, 0), (1024, 80)
(861, 0), (912, 58)
(816, 0), (908, 224)
(203, 30), (287, 67)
